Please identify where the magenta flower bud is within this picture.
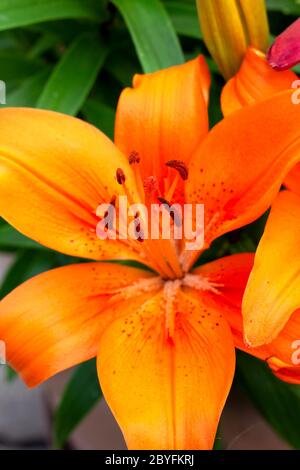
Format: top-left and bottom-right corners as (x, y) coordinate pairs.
(267, 18), (300, 71)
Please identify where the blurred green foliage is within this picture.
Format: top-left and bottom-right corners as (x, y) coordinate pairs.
(0, 0), (299, 449)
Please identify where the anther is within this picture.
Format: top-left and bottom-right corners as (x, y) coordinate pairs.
(134, 211), (141, 232)
(134, 211), (144, 242)
(158, 196), (175, 221)
(103, 202), (116, 231)
(116, 168), (126, 185)
(103, 212), (109, 230)
(137, 233), (144, 243)
(129, 151), (140, 165)
(166, 160), (189, 181)
(157, 197), (182, 227)
(157, 196), (170, 206)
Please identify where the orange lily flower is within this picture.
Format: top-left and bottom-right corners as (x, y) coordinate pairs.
(219, 38), (300, 378)
(0, 57), (300, 450)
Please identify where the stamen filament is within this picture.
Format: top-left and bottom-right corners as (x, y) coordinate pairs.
(164, 279), (181, 339)
(165, 173), (179, 202)
(129, 152), (145, 203)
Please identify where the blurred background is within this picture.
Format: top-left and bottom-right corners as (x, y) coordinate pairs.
(0, 0), (299, 450)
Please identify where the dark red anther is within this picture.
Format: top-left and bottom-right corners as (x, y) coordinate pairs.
(103, 212), (109, 230)
(134, 212), (141, 233)
(133, 212), (144, 242)
(129, 151), (140, 164)
(166, 160), (189, 181)
(137, 233), (144, 243)
(102, 196), (117, 230)
(157, 196), (171, 206)
(157, 197), (181, 227)
(116, 168), (126, 185)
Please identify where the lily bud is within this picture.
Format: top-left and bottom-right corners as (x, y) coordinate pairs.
(196, 0), (269, 80)
(267, 18), (300, 71)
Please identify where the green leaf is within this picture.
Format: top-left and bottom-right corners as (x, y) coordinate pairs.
(82, 99), (115, 139)
(112, 0), (184, 72)
(54, 359), (102, 448)
(293, 64), (300, 74)
(0, 53), (42, 88)
(0, 224), (47, 251)
(27, 20), (99, 43)
(237, 351), (300, 449)
(266, 0), (300, 15)
(7, 68), (50, 106)
(0, 250), (57, 299)
(0, 33), (19, 51)
(5, 365), (17, 382)
(164, 0), (202, 39)
(0, 0), (105, 32)
(228, 232), (257, 254)
(27, 33), (60, 59)
(213, 427), (223, 450)
(37, 33), (107, 115)
(208, 75), (223, 128)
(105, 50), (141, 86)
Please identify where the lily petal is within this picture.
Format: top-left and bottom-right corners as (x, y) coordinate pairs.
(115, 57), (210, 199)
(243, 190), (300, 347)
(221, 47), (297, 116)
(221, 47), (299, 194)
(285, 163), (300, 197)
(0, 108), (144, 263)
(193, 253), (255, 307)
(225, 300), (300, 385)
(265, 309), (300, 384)
(186, 91), (300, 248)
(0, 262), (158, 387)
(226, 305), (300, 385)
(269, 361), (300, 384)
(192, 253), (255, 353)
(97, 285), (235, 450)
(193, 254), (300, 384)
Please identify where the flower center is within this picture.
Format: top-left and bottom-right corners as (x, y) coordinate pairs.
(113, 274), (223, 340)
(97, 153), (205, 280)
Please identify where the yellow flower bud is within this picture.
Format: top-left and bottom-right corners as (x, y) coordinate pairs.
(196, 0), (269, 79)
